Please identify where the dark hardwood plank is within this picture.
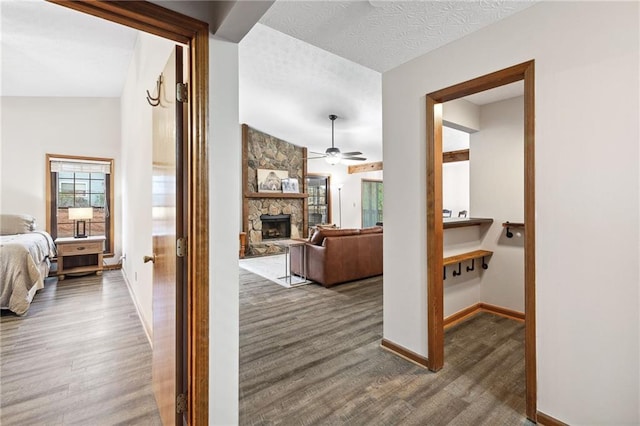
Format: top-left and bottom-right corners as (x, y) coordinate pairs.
(239, 269), (532, 425)
(0, 272), (161, 425)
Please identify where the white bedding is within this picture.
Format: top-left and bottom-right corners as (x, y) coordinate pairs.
(0, 231), (56, 315)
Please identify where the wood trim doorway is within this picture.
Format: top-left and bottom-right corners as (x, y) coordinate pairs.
(47, 1), (210, 424)
(426, 60), (536, 421)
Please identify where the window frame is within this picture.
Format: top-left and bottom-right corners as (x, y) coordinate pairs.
(45, 153), (115, 256)
(361, 178), (383, 228)
(306, 173), (332, 228)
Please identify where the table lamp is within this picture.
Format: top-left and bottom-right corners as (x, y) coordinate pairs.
(68, 207), (93, 238)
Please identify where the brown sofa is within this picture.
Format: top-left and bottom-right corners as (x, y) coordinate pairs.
(290, 227), (383, 287)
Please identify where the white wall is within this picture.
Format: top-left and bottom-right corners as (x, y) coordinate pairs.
(383, 2), (639, 423)
(120, 32), (174, 335)
(308, 161), (383, 229)
(471, 96), (524, 312)
(0, 96), (122, 254)
(209, 35), (240, 426)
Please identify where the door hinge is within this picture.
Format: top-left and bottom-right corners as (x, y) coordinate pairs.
(176, 393), (187, 414)
(176, 82), (188, 103)
(177, 237), (187, 258)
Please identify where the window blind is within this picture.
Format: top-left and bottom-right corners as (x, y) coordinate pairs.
(49, 158), (111, 174)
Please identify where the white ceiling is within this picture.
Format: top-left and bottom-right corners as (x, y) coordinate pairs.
(1, 0), (532, 162)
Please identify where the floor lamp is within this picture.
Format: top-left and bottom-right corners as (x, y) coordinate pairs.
(337, 184), (343, 228)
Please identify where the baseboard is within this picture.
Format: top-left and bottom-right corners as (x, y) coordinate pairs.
(444, 302), (525, 330)
(103, 263), (122, 271)
(380, 339), (429, 368)
(121, 269), (152, 347)
(479, 302), (525, 322)
(537, 411), (569, 426)
(444, 303), (481, 329)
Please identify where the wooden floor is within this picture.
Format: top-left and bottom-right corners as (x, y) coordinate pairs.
(0, 271), (161, 425)
(240, 269), (533, 426)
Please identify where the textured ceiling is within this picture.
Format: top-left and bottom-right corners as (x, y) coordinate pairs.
(1, 0), (139, 97)
(260, 1), (537, 72)
(240, 24), (383, 162)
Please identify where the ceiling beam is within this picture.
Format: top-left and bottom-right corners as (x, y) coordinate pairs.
(443, 149), (469, 163)
(348, 161), (383, 174)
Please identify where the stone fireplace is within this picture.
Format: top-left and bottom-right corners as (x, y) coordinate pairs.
(260, 214), (291, 240)
(242, 124), (308, 257)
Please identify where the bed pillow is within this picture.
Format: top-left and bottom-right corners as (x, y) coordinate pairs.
(0, 214), (37, 235)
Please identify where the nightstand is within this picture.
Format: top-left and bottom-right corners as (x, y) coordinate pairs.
(55, 236), (106, 280)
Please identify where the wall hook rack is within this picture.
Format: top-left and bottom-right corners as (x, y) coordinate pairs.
(502, 221), (525, 238)
(146, 74), (163, 107)
(443, 249), (493, 281)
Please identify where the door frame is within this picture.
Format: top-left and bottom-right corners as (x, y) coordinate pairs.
(48, 1), (210, 423)
(425, 60), (536, 420)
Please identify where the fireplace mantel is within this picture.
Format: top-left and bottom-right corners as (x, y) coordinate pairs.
(245, 192), (308, 199)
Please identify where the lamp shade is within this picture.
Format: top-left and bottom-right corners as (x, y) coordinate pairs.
(68, 207), (93, 220)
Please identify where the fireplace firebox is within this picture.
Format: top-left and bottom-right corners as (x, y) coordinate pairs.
(260, 214), (291, 240)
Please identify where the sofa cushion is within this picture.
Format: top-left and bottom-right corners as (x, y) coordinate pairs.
(310, 228), (360, 245)
(359, 226), (383, 234)
(309, 228), (324, 245)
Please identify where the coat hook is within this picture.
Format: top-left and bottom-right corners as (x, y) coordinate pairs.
(443, 266), (446, 280)
(146, 74), (162, 107)
(505, 221), (514, 238)
(466, 258), (475, 272)
(482, 256), (489, 269)
(452, 262), (462, 277)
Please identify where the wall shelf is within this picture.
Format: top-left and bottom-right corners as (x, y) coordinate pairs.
(502, 221), (524, 228)
(444, 218), (493, 229)
(244, 192), (308, 199)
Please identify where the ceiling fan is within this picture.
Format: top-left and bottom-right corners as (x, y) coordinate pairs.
(307, 114), (367, 165)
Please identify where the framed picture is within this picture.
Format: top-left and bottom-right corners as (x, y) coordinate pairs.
(282, 178), (299, 193)
(257, 169), (288, 192)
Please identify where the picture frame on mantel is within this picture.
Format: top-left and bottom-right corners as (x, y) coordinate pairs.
(281, 178), (299, 193)
(257, 169), (288, 192)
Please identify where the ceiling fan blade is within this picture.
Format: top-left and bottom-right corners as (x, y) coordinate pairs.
(344, 157), (367, 161)
(304, 156), (328, 160)
(309, 151), (326, 156)
(341, 151), (363, 156)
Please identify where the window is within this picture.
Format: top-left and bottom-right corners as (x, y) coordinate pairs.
(46, 154), (114, 255)
(306, 174), (331, 229)
(361, 179), (383, 227)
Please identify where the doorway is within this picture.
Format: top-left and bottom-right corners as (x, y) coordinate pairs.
(48, 1), (210, 423)
(425, 61), (536, 420)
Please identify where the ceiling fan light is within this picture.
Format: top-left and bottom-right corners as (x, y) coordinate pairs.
(325, 155), (341, 165)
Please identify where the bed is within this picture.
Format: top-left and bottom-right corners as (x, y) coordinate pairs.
(0, 214), (56, 315)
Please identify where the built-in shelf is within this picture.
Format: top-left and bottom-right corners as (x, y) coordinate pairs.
(443, 217), (493, 229)
(244, 192), (308, 199)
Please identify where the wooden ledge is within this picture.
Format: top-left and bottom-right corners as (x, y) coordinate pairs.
(502, 221), (524, 228)
(444, 218), (493, 229)
(444, 249), (493, 266)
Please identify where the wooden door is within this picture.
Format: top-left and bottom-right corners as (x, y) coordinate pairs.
(151, 45), (188, 426)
